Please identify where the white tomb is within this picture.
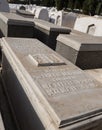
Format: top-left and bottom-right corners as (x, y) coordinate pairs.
(94, 19), (102, 36)
(74, 16), (102, 36)
(34, 8), (49, 21)
(0, 0), (10, 12)
(55, 11), (77, 28)
(74, 17), (97, 33)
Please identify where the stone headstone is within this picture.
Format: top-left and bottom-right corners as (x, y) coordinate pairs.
(34, 8), (49, 21)
(56, 34), (102, 69)
(2, 37), (102, 130)
(55, 12), (77, 28)
(0, 12), (34, 37)
(33, 18), (71, 50)
(0, 0), (10, 12)
(74, 17), (97, 34)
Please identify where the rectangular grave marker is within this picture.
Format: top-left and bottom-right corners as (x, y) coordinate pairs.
(0, 12), (34, 38)
(56, 34), (102, 69)
(1, 37), (102, 130)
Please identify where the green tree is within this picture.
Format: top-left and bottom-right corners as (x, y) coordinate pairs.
(68, 0), (75, 10)
(83, 0), (98, 15)
(55, 0), (64, 10)
(95, 2), (102, 15)
(74, 0), (82, 9)
(63, 0), (69, 9)
(42, 0), (55, 7)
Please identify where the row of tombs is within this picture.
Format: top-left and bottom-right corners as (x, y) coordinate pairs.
(0, 10), (102, 130)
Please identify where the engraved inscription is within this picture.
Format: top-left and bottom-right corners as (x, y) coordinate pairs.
(33, 69), (99, 97)
(41, 77), (97, 96)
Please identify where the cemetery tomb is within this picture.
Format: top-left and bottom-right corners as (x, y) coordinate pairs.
(33, 18), (71, 50)
(55, 12), (77, 28)
(94, 19), (102, 36)
(34, 8), (49, 21)
(0, 12), (34, 38)
(1, 37), (102, 130)
(0, 0), (10, 12)
(74, 17), (97, 34)
(56, 34), (102, 69)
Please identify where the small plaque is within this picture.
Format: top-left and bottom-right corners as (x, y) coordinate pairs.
(28, 54), (65, 66)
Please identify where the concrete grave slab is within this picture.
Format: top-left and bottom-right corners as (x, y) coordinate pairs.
(1, 37), (102, 130)
(0, 12), (34, 38)
(56, 34), (102, 69)
(85, 69), (102, 83)
(33, 18), (71, 50)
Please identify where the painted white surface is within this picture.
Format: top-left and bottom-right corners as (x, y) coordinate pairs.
(74, 17), (97, 33)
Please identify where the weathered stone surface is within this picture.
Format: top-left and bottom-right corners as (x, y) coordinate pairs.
(28, 54), (65, 66)
(56, 34), (102, 69)
(0, 12), (34, 37)
(0, 113), (5, 130)
(74, 17), (102, 36)
(1, 37), (102, 130)
(85, 69), (102, 83)
(55, 11), (77, 28)
(34, 18), (71, 50)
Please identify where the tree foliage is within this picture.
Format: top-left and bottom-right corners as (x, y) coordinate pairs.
(55, 0), (64, 10)
(8, 0), (102, 15)
(83, 0), (98, 15)
(42, 0), (55, 7)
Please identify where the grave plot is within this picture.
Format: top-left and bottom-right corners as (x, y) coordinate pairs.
(56, 34), (102, 69)
(1, 37), (102, 130)
(0, 12), (34, 38)
(33, 18), (71, 50)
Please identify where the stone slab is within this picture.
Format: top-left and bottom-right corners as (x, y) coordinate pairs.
(33, 18), (71, 50)
(0, 113), (5, 130)
(56, 34), (102, 69)
(0, 12), (34, 37)
(1, 37), (102, 130)
(85, 69), (102, 83)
